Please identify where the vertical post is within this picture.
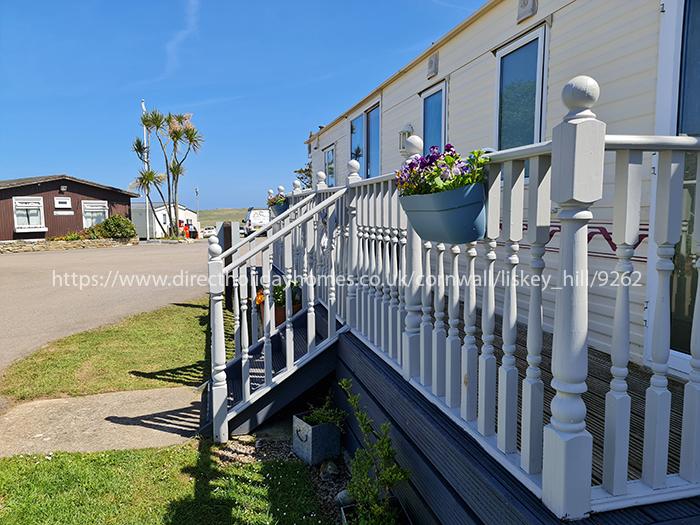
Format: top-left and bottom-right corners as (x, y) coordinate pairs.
(402, 135), (424, 380)
(362, 189), (372, 337)
(420, 241), (434, 387)
(643, 149), (685, 489)
(208, 236), (228, 443)
(432, 243), (447, 397)
(397, 225), (408, 366)
(522, 154), (551, 475)
(445, 244), (461, 408)
(461, 242), (478, 421)
(373, 185), (384, 346)
(262, 246), (273, 386)
(306, 217), (316, 354)
(346, 160), (362, 330)
(602, 150), (642, 494)
(382, 185), (393, 354)
(390, 189), (401, 360)
(223, 221), (233, 311)
(239, 260), (250, 403)
(498, 160), (524, 454)
(328, 202), (338, 339)
(368, 190), (377, 344)
(543, 76), (605, 520)
(284, 230), (295, 369)
(479, 159), (501, 438)
(681, 154), (700, 484)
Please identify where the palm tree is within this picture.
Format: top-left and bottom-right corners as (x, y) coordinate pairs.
(137, 110), (204, 237)
(129, 169), (168, 237)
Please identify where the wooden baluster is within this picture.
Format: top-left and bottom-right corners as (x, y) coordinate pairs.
(420, 241), (434, 387)
(306, 217), (316, 354)
(398, 225), (408, 366)
(301, 211), (308, 311)
(643, 150), (685, 489)
(328, 203), (338, 339)
(316, 174), (327, 303)
(346, 160), (361, 329)
(357, 198), (366, 334)
(373, 185), (384, 346)
(362, 188), (372, 337)
(543, 76), (604, 519)
(239, 262), (250, 402)
(402, 135), (423, 379)
(461, 242), (478, 421)
(250, 242), (259, 342)
(292, 181), (302, 279)
(233, 267), (241, 358)
(390, 188), (401, 360)
(368, 191), (378, 344)
(521, 154), (551, 475)
(284, 231), (294, 369)
(681, 152), (700, 484)
(262, 246), (273, 386)
(207, 236), (228, 443)
(602, 150), (642, 494)
(432, 243), (447, 397)
(499, 160), (524, 454)
(383, 187), (393, 354)
(479, 158), (501, 437)
(445, 244), (461, 408)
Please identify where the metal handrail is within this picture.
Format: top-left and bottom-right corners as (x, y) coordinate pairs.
(223, 187), (348, 273)
(221, 192), (316, 259)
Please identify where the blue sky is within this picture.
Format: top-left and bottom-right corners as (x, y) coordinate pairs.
(0, 0), (482, 210)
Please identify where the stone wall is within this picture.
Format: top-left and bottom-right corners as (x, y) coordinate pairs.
(0, 238), (140, 254)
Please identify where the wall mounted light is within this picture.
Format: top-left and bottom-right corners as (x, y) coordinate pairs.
(59, 185), (68, 193)
(398, 124), (414, 158)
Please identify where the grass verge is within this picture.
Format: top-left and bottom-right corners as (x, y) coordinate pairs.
(0, 437), (330, 525)
(0, 297), (236, 403)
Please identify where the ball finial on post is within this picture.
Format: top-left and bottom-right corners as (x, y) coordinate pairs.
(348, 159), (360, 176)
(277, 185), (285, 195)
(316, 172), (326, 183)
(208, 235), (222, 258)
(405, 135), (424, 157)
(293, 180), (301, 190)
(268, 189), (274, 197)
(561, 76), (600, 121)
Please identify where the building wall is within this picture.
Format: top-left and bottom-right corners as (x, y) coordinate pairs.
(306, 0), (665, 364)
(131, 203), (201, 239)
(0, 179), (132, 241)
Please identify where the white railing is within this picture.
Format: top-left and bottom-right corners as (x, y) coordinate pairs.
(208, 76), (700, 519)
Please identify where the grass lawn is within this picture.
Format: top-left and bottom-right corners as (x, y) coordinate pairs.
(0, 297), (236, 403)
(0, 437), (330, 525)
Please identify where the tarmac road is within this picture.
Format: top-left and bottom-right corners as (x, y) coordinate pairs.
(0, 241), (211, 371)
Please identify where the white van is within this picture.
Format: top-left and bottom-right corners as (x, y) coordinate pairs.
(243, 208), (270, 236)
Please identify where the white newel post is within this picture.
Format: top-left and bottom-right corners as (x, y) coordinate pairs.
(346, 160), (362, 330)
(382, 188), (393, 354)
(461, 242), (478, 421)
(643, 150), (685, 489)
(681, 152), (700, 484)
(420, 240), (434, 387)
(262, 246), (273, 386)
(208, 236), (228, 443)
(306, 217), (316, 354)
(402, 135), (424, 380)
(603, 149), (642, 495)
(445, 244), (461, 408)
(543, 76), (605, 520)
(328, 202), (338, 339)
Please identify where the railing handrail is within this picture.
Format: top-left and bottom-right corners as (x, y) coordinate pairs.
(605, 134), (700, 151)
(487, 140), (553, 163)
(221, 193), (317, 259)
(223, 187), (348, 274)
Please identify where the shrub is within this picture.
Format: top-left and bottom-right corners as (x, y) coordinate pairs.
(99, 214), (137, 238)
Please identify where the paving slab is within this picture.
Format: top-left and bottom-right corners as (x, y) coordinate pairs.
(0, 387), (202, 457)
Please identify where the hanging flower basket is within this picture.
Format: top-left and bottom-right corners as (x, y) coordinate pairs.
(395, 144), (489, 245)
(269, 202), (288, 217)
(399, 183), (485, 244)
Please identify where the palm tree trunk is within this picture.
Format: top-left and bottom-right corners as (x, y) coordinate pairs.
(148, 193), (167, 237)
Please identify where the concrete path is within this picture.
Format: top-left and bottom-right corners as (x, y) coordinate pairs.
(0, 241), (209, 371)
(0, 387), (202, 457)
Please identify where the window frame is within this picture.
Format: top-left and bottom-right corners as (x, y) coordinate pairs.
(54, 196), (72, 209)
(323, 145), (336, 187)
(81, 200), (109, 229)
(348, 99), (382, 179)
(493, 24), (549, 151)
(421, 80), (447, 155)
(13, 196), (47, 232)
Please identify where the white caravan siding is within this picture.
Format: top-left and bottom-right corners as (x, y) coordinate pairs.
(306, 0), (664, 363)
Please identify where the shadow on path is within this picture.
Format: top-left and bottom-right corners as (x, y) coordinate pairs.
(105, 401), (201, 438)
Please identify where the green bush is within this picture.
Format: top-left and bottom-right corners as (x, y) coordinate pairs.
(99, 214), (137, 238)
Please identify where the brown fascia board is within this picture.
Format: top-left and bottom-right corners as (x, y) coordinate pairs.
(303, 0), (503, 146)
(0, 175), (140, 198)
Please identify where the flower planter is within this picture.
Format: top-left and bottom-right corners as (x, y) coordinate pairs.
(340, 497), (412, 525)
(292, 411), (340, 466)
(399, 183), (486, 245)
(269, 202), (289, 217)
(274, 303), (302, 326)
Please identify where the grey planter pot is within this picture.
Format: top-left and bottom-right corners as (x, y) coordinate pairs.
(292, 411), (340, 466)
(341, 497), (412, 525)
(399, 183), (486, 245)
(270, 202), (289, 217)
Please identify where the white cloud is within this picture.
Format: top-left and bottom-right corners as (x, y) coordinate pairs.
(164, 0), (200, 77)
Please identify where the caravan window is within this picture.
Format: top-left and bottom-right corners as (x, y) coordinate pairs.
(495, 26), (548, 150)
(350, 104), (380, 179)
(13, 196), (46, 232)
(82, 200), (108, 228)
(422, 82), (446, 155)
(323, 146), (335, 186)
